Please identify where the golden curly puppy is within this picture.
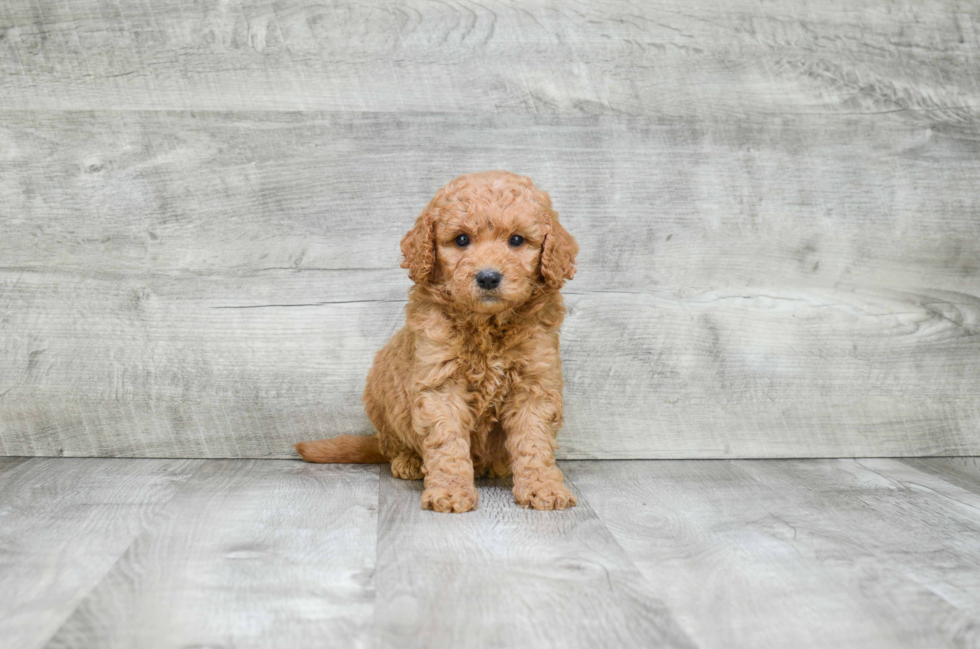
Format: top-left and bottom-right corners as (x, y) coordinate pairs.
(296, 170), (578, 513)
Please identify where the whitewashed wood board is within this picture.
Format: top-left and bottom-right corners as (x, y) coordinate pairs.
(902, 457), (980, 494)
(1, 0), (978, 117)
(3, 457), (980, 647)
(0, 458), (203, 649)
(44, 461), (379, 649)
(1, 0), (979, 458)
(2, 111), (978, 293)
(1, 270), (977, 458)
(1, 109), (978, 458)
(738, 459), (980, 621)
(563, 459), (980, 649)
(373, 470), (695, 649)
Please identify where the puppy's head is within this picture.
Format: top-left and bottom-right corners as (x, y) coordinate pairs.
(401, 171), (578, 314)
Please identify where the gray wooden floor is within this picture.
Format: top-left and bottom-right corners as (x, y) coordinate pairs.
(2, 458), (979, 648)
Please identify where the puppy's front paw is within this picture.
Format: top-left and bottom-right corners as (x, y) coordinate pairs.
(514, 481), (577, 510)
(421, 485), (479, 513)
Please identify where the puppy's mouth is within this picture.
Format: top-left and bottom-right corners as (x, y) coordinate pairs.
(478, 292), (501, 302)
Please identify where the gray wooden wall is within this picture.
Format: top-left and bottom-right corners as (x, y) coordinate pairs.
(1, 0), (978, 459)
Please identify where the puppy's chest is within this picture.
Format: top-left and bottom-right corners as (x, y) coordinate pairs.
(454, 343), (520, 418)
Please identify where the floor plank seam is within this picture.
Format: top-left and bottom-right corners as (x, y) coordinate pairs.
(34, 459), (208, 649)
(899, 459), (980, 497)
(739, 459), (980, 623)
(558, 464), (701, 647)
(862, 460), (980, 515)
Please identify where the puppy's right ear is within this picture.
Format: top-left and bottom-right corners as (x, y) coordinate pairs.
(400, 199), (438, 284)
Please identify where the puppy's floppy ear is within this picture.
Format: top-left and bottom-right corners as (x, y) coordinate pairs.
(536, 191), (579, 289)
(400, 197), (439, 284)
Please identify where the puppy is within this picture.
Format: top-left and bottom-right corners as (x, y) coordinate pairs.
(296, 170), (579, 513)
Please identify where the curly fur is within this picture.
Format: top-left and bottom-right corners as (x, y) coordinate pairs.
(296, 170), (579, 513)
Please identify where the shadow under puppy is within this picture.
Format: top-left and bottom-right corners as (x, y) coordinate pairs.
(296, 170), (579, 513)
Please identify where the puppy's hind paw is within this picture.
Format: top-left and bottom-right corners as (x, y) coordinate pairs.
(390, 452), (423, 480)
(421, 485), (479, 513)
(513, 481), (577, 511)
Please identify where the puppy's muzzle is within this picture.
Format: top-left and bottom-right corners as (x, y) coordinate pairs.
(475, 269), (503, 291)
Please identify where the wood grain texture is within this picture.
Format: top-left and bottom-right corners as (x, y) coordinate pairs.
(564, 459), (980, 649)
(1, 109), (978, 458)
(901, 457), (980, 495)
(44, 460), (379, 649)
(1, 0), (978, 116)
(0, 456), (29, 476)
(2, 110), (979, 291)
(0, 457), (202, 649)
(373, 470), (695, 649)
(3, 458), (980, 646)
(741, 459), (980, 621)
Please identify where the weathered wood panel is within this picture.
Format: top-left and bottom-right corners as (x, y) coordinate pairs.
(2, 0), (979, 458)
(0, 456), (29, 476)
(0, 458), (202, 649)
(1, 109), (978, 457)
(1, 271), (978, 458)
(740, 459), (980, 620)
(44, 461), (379, 649)
(564, 459), (980, 649)
(2, 110), (978, 292)
(1, 0), (978, 117)
(4, 458), (979, 646)
(901, 457), (980, 495)
(0, 113), (980, 457)
(373, 470), (695, 649)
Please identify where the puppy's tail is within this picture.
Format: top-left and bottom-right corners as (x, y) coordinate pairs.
(294, 435), (387, 464)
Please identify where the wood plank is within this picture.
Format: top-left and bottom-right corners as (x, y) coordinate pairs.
(44, 460), (379, 649)
(2, 110), (978, 293)
(0, 456), (29, 475)
(372, 470), (694, 649)
(736, 459), (980, 620)
(872, 458), (980, 511)
(2, 272), (977, 458)
(558, 288), (980, 458)
(563, 459), (980, 649)
(1, 0), (978, 115)
(1, 109), (978, 458)
(0, 457), (202, 649)
(900, 458), (980, 496)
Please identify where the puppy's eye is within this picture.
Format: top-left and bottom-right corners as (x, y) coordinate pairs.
(509, 235), (525, 247)
(455, 234), (470, 247)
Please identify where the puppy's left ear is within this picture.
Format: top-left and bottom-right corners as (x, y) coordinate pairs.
(537, 192), (578, 289)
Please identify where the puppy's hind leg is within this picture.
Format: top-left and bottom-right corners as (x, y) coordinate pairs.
(390, 450), (423, 480)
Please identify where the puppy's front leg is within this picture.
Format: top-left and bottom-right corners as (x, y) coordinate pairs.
(415, 387), (479, 513)
(503, 387), (577, 510)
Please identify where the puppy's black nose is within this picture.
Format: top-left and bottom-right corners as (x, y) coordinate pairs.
(476, 269), (503, 290)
